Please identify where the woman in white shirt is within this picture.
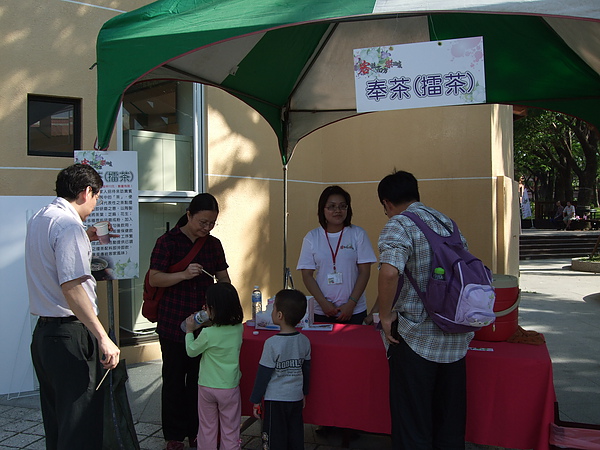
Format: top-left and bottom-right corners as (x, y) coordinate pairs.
(563, 201), (576, 230)
(297, 186), (377, 324)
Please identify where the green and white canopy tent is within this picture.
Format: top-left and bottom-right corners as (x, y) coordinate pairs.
(96, 0), (600, 159)
(95, 0), (600, 279)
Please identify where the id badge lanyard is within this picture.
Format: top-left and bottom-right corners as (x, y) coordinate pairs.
(325, 228), (344, 285)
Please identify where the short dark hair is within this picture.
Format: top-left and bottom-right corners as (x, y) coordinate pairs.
(55, 164), (103, 201)
(177, 193), (219, 228)
(377, 170), (420, 205)
(317, 185), (353, 229)
(274, 289), (307, 327)
(205, 283), (243, 326)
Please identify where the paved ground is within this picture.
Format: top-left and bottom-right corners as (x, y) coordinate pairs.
(1, 257), (599, 449)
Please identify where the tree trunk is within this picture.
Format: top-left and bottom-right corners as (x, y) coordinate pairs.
(559, 117), (599, 207)
(577, 170), (597, 207)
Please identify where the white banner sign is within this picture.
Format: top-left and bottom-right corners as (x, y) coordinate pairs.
(75, 151), (139, 280)
(354, 36), (486, 112)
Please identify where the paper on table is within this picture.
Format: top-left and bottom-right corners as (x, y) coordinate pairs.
(255, 323), (280, 330)
(302, 324), (333, 331)
(255, 296), (314, 330)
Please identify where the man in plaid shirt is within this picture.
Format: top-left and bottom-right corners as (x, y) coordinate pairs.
(376, 170), (472, 450)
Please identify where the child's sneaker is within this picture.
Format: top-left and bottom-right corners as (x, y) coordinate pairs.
(166, 441), (185, 450)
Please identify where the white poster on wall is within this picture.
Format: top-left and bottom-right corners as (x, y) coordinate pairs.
(75, 151), (139, 281)
(354, 36), (486, 113)
(0, 195), (53, 395)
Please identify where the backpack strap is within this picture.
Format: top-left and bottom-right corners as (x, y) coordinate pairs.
(169, 235), (208, 273)
(401, 210), (461, 248)
(402, 266), (426, 304)
(397, 210), (461, 304)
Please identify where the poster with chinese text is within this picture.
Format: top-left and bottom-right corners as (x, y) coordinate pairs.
(354, 37), (486, 113)
(75, 151), (139, 280)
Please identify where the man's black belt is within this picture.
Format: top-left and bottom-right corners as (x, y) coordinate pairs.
(38, 316), (80, 324)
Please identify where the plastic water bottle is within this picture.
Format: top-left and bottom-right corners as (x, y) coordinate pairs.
(180, 310), (209, 332)
(433, 267), (445, 280)
(252, 286), (262, 323)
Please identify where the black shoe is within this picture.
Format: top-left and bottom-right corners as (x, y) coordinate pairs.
(342, 428), (361, 440)
(315, 425), (333, 435)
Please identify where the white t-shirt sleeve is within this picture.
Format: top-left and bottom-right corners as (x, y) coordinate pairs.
(354, 226), (377, 264)
(297, 230), (317, 270)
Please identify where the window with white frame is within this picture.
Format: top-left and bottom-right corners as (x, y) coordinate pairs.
(118, 80), (205, 336)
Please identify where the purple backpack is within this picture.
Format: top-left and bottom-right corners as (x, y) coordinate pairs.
(402, 211), (496, 333)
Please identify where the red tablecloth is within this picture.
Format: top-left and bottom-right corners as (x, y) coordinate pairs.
(466, 339), (556, 450)
(239, 323), (556, 450)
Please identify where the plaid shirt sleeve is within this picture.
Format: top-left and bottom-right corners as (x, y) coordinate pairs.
(150, 233), (174, 272)
(378, 219), (413, 275)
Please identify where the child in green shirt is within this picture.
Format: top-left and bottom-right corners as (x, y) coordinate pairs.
(185, 282), (243, 450)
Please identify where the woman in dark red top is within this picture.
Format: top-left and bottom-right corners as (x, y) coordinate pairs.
(149, 193), (230, 450)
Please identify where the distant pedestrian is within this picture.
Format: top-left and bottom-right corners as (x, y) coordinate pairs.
(26, 163), (120, 450)
(250, 289), (311, 450)
(552, 201), (564, 229)
(564, 201), (576, 230)
(184, 282), (243, 450)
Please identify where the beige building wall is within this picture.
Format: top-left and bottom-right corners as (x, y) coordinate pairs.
(2, 1), (518, 365)
(1, 0), (157, 364)
(204, 88), (286, 315)
(207, 94), (519, 312)
(292, 104), (520, 306)
(0, 0), (147, 195)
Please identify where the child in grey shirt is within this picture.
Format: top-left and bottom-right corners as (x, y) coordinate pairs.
(250, 289), (311, 450)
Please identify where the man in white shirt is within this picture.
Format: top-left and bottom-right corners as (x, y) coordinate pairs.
(26, 164), (120, 450)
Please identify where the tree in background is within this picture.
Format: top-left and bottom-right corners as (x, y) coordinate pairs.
(514, 109), (599, 211)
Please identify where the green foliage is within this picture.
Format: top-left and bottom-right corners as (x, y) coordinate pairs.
(581, 255), (600, 262)
(515, 113), (549, 179)
(513, 109), (599, 207)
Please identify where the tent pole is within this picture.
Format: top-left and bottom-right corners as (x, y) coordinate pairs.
(107, 279), (115, 339)
(283, 164), (288, 288)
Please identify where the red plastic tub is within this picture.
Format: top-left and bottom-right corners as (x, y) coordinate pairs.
(474, 274), (519, 342)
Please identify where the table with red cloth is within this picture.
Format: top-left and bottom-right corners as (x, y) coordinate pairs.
(239, 323), (556, 450)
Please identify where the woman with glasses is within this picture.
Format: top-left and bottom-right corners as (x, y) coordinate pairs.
(297, 185), (377, 324)
(148, 193), (231, 450)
